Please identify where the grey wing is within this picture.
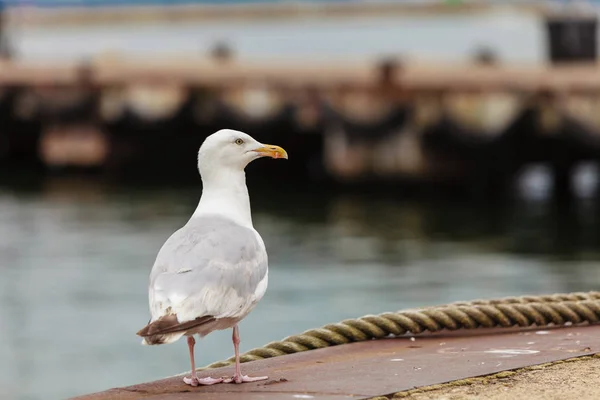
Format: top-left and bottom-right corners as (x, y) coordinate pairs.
(148, 216), (268, 323)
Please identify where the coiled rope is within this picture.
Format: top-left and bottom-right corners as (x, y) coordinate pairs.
(204, 291), (600, 369)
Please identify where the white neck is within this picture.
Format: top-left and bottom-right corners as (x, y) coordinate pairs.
(191, 167), (253, 228)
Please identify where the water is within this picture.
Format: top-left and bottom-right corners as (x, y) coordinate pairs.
(1, 174), (600, 399)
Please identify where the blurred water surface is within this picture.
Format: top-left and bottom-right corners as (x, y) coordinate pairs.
(2, 175), (600, 399)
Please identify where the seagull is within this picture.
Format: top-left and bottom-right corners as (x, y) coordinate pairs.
(136, 129), (288, 386)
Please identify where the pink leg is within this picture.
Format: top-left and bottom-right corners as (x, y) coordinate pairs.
(223, 325), (268, 384)
(183, 336), (223, 386)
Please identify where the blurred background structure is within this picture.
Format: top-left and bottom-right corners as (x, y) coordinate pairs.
(3, 0), (600, 399)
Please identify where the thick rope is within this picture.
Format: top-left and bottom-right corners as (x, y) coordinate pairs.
(204, 291), (600, 369)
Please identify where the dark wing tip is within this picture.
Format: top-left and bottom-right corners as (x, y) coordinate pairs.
(136, 326), (149, 337)
(136, 314), (216, 337)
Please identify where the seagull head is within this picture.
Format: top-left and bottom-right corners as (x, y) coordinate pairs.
(198, 129), (288, 175)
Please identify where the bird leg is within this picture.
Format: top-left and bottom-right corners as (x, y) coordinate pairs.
(183, 336), (223, 386)
(224, 324), (268, 383)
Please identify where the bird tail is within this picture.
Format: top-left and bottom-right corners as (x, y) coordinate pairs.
(137, 314), (216, 345)
(141, 332), (186, 346)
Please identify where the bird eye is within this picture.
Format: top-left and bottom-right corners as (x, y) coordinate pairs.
(235, 138), (244, 145)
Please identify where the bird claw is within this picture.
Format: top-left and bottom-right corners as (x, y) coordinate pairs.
(223, 374), (269, 384)
(183, 375), (223, 386)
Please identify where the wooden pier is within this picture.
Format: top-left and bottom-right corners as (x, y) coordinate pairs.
(5, 57), (600, 90)
(3, 56), (600, 199)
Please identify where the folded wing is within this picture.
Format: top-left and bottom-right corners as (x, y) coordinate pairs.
(140, 215), (268, 341)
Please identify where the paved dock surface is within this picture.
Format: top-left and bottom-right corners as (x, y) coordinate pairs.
(75, 325), (600, 400)
(405, 355), (600, 400)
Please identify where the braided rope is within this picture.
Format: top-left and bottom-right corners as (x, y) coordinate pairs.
(204, 291), (600, 369)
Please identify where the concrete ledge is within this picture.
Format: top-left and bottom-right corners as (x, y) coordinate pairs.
(74, 325), (600, 400)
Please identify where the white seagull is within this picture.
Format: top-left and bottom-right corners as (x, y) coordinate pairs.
(137, 129), (288, 386)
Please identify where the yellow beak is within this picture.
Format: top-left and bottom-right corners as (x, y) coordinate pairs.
(253, 144), (288, 160)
